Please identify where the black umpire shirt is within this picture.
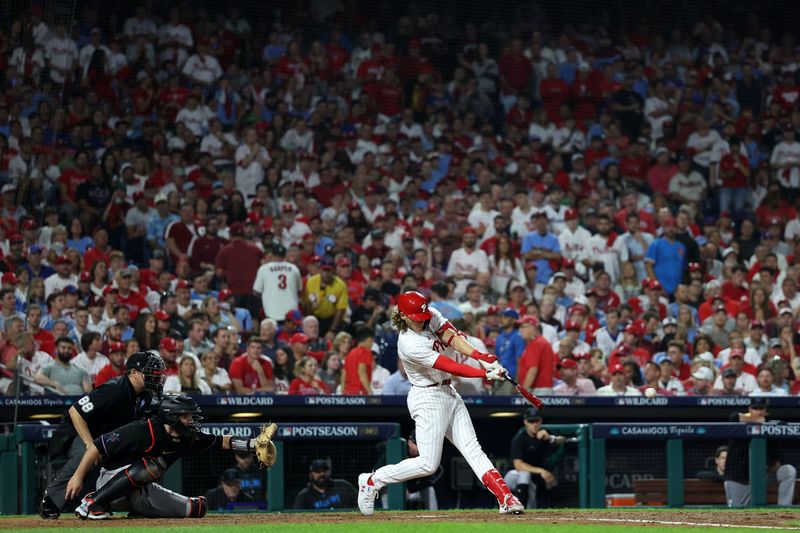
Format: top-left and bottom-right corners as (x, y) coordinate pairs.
(48, 375), (149, 457)
(94, 417), (223, 470)
(510, 427), (559, 470)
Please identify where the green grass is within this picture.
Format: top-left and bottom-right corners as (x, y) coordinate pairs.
(8, 525), (800, 533)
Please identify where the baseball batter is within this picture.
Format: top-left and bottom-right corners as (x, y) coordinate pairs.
(357, 291), (524, 515)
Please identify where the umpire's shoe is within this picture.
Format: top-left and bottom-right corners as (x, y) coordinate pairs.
(75, 493), (111, 520)
(38, 493), (60, 519)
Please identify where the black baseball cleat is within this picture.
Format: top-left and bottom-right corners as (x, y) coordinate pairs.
(39, 494), (60, 520)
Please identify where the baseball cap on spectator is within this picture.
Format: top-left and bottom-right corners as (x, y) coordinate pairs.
(779, 307), (793, 316)
(1, 184), (16, 194)
(63, 285), (78, 295)
(751, 320), (765, 329)
(285, 309), (303, 325)
(370, 229), (384, 240)
(28, 244), (44, 255)
(8, 233), (23, 244)
(176, 280), (191, 290)
(154, 193), (168, 204)
(688, 262), (702, 273)
(624, 322), (641, 335)
(769, 338), (782, 348)
(662, 317), (677, 327)
(562, 258), (575, 269)
(319, 257), (334, 270)
(55, 255), (70, 265)
(500, 308), (520, 320)
(218, 289), (234, 301)
(154, 310), (171, 322)
(729, 348), (745, 359)
(564, 208), (579, 220)
(79, 271), (91, 283)
(508, 279), (526, 292)
(524, 260), (538, 270)
(21, 218), (36, 231)
(722, 368), (737, 378)
(572, 352), (591, 361)
(486, 305), (498, 316)
(159, 337), (179, 352)
(517, 315), (540, 327)
(290, 333), (309, 344)
(229, 222), (245, 237)
(108, 342), (126, 354)
(721, 247), (737, 259)
(1, 272), (18, 285)
(714, 304), (727, 314)
(565, 320), (581, 331)
(118, 268), (132, 278)
(692, 367), (714, 381)
(558, 358), (578, 369)
(609, 363), (625, 375)
(102, 286), (118, 295)
(695, 352), (715, 364)
(550, 272), (567, 283)
(654, 353), (671, 365)
(336, 257), (352, 268)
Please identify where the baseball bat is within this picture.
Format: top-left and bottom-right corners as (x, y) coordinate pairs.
(504, 373), (544, 410)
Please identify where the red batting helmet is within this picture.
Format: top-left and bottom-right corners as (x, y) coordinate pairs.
(397, 291), (432, 321)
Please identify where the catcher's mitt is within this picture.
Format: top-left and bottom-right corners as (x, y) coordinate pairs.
(254, 423), (278, 468)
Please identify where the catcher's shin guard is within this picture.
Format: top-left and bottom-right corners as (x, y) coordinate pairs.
(93, 457), (166, 507)
(187, 496), (207, 518)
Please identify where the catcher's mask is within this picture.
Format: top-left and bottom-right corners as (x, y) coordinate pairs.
(126, 351), (167, 397)
(158, 393), (203, 437)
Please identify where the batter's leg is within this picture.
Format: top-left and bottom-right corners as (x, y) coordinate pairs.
(446, 394), (523, 513)
(371, 389), (451, 487)
(127, 483), (207, 518)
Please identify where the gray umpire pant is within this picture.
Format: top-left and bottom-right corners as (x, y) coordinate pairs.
(97, 465), (193, 517)
(46, 437), (96, 510)
(724, 464), (797, 506)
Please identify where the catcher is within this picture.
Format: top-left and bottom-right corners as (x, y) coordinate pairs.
(64, 394), (277, 519)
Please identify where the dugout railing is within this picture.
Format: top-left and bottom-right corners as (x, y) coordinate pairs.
(589, 422), (800, 508)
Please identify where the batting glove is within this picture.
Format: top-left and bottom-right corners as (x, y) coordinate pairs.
(478, 359), (501, 372)
(485, 366), (507, 381)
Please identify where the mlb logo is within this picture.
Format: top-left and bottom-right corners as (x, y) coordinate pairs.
(748, 425), (761, 436)
(280, 427), (293, 436)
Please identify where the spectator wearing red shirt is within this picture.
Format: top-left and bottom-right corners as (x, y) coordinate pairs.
(516, 316), (556, 394)
(165, 202), (198, 265)
(94, 342), (127, 386)
(288, 355), (330, 395)
(613, 189), (656, 233)
(157, 336), (180, 376)
(82, 227), (111, 272)
(647, 147), (678, 196)
(539, 63), (569, 121)
(189, 215), (227, 271)
(114, 268), (149, 321)
(619, 138), (651, 185)
(215, 222), (263, 315)
(57, 149), (91, 219)
(229, 337), (275, 394)
(717, 137), (750, 215)
(341, 327), (374, 395)
(498, 39), (532, 105)
(721, 265), (749, 304)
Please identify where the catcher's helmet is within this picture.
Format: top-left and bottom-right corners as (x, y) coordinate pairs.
(125, 351), (167, 396)
(397, 291), (432, 321)
(158, 393), (203, 437)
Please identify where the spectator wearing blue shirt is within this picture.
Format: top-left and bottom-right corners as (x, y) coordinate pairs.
(521, 212), (561, 285)
(147, 193), (179, 252)
(494, 308), (526, 382)
(428, 282), (463, 321)
(645, 217), (687, 296)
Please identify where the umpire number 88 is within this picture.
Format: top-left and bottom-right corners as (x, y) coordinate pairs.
(78, 395), (94, 413)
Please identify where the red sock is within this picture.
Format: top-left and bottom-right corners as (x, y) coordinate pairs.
(481, 469), (513, 503)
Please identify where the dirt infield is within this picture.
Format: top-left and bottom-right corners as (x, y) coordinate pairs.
(2, 510), (799, 530)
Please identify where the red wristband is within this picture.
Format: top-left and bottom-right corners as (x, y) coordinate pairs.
(470, 349), (497, 363)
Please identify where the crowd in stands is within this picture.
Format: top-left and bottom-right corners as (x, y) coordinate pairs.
(1, 2), (800, 398)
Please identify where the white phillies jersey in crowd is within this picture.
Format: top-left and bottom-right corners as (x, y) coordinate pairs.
(252, 261), (302, 320)
(397, 307), (457, 387)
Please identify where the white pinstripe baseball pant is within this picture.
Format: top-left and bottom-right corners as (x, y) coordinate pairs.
(371, 384), (494, 488)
